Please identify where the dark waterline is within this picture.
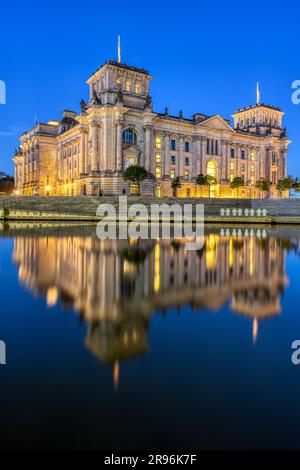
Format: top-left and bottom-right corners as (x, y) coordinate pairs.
(0, 223), (300, 450)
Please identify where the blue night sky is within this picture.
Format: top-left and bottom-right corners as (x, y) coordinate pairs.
(0, 0), (299, 176)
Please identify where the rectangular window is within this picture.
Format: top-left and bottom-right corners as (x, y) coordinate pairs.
(170, 168), (175, 179)
(241, 164), (245, 171)
(156, 153), (162, 163)
(230, 162), (235, 170)
(155, 136), (162, 149)
(156, 167), (162, 179)
(170, 139), (176, 151)
(241, 150), (245, 159)
(185, 157), (189, 166)
(184, 170), (189, 178)
(251, 164), (255, 172)
(170, 155), (176, 165)
(251, 150), (255, 160)
(231, 148), (235, 158)
(251, 176), (255, 184)
(184, 141), (190, 152)
(230, 173), (234, 182)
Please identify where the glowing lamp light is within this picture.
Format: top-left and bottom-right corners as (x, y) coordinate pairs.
(45, 184), (51, 193)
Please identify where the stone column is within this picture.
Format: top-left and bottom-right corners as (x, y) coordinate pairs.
(192, 139), (197, 177)
(144, 125), (152, 172)
(91, 122), (98, 172)
(221, 141), (227, 179)
(164, 134), (170, 177)
(116, 120), (123, 172)
(282, 149), (287, 177)
(201, 139), (206, 174)
(179, 137), (184, 177)
(80, 129), (87, 175)
(85, 131), (89, 174)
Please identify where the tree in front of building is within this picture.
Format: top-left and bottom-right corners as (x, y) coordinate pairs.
(196, 174), (207, 197)
(0, 176), (14, 195)
(171, 177), (181, 197)
(230, 176), (245, 198)
(277, 176), (296, 196)
(205, 175), (217, 198)
(123, 165), (148, 196)
(255, 179), (272, 198)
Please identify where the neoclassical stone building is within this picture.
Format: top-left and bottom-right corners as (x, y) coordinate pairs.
(13, 59), (290, 198)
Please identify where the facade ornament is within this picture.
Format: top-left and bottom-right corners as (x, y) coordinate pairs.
(80, 99), (88, 113)
(92, 89), (101, 105)
(116, 88), (123, 104)
(145, 95), (153, 110)
(164, 107), (169, 116)
(179, 110), (183, 119)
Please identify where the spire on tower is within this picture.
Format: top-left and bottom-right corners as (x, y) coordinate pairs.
(256, 82), (260, 105)
(118, 35), (121, 64)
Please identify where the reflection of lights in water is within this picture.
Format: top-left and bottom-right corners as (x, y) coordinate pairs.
(154, 242), (160, 293)
(47, 287), (58, 307)
(249, 238), (254, 276)
(253, 318), (258, 343)
(206, 234), (219, 269)
(114, 360), (120, 390)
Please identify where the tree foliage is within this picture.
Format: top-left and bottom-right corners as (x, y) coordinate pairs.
(123, 165), (148, 182)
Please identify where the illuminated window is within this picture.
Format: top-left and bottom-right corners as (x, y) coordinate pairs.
(156, 167), (162, 179)
(170, 168), (175, 179)
(230, 173), (234, 182)
(170, 139), (176, 151)
(123, 129), (137, 145)
(125, 80), (131, 92)
(156, 153), (162, 163)
(251, 150), (256, 160)
(251, 164), (255, 172)
(130, 183), (139, 195)
(135, 82), (141, 93)
(207, 160), (217, 179)
(251, 176), (255, 184)
(155, 135), (162, 149)
(230, 162), (235, 171)
(117, 76), (122, 85)
(184, 170), (189, 178)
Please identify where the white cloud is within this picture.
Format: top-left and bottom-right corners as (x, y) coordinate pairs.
(0, 126), (20, 137)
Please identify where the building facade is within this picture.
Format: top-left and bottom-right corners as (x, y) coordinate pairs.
(13, 60), (290, 198)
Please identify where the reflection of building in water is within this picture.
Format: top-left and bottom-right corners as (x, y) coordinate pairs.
(13, 232), (288, 381)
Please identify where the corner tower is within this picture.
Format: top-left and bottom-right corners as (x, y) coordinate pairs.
(86, 60), (153, 110)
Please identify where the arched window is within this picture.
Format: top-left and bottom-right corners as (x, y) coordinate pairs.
(125, 80), (132, 92)
(207, 160), (217, 180)
(135, 82), (141, 93)
(122, 129), (137, 145)
(272, 152), (278, 165)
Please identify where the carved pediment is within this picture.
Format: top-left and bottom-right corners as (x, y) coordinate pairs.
(198, 115), (233, 132)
